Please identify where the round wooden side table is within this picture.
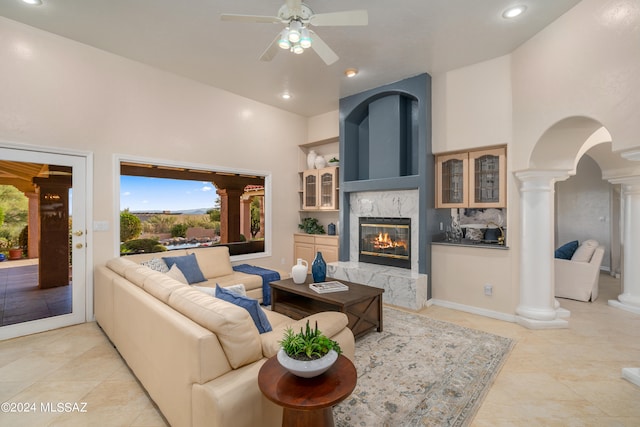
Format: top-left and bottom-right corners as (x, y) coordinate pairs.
(258, 354), (357, 427)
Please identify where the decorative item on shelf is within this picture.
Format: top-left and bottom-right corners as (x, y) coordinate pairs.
(306, 149), (317, 170)
(311, 251), (326, 283)
(465, 227), (484, 242)
(291, 258), (308, 284)
(484, 221), (505, 245)
(277, 320), (341, 378)
(314, 155), (327, 169)
(327, 157), (339, 166)
(327, 222), (336, 235)
(450, 215), (463, 242)
(298, 217), (326, 234)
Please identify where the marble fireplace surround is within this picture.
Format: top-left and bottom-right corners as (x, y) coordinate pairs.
(327, 190), (429, 311)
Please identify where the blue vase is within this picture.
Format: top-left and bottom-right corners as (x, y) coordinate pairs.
(311, 252), (326, 283)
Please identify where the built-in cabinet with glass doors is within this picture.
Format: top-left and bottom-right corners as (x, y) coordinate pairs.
(302, 166), (338, 210)
(435, 146), (506, 208)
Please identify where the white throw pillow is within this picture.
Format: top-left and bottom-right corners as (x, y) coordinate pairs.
(140, 257), (169, 274)
(571, 239), (599, 262)
(166, 264), (189, 284)
(192, 284), (246, 297)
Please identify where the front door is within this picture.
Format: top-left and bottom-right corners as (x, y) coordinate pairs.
(0, 146), (88, 340)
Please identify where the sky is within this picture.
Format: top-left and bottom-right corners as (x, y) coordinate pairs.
(120, 176), (219, 212)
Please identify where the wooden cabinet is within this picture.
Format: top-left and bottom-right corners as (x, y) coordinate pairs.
(302, 166), (338, 210)
(293, 233), (339, 271)
(436, 147), (506, 208)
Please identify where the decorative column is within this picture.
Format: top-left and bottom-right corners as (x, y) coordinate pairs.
(216, 187), (244, 244)
(240, 195), (251, 240)
(609, 177), (640, 314)
(515, 171), (569, 329)
(25, 191), (40, 259)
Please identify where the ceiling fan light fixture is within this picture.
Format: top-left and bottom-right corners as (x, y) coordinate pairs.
(287, 20), (302, 43)
(278, 29), (291, 49)
(502, 5), (527, 19)
(291, 43), (304, 55)
(21, 0), (43, 4)
(299, 28), (312, 49)
(344, 68), (359, 78)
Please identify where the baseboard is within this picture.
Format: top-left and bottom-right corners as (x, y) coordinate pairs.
(429, 299), (517, 323)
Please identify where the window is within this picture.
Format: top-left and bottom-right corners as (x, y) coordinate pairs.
(119, 161), (268, 257)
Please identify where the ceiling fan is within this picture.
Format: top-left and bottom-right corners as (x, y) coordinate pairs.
(220, 0), (368, 65)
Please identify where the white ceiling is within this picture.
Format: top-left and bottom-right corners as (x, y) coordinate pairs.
(0, 0), (581, 117)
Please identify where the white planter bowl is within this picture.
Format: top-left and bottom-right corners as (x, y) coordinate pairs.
(277, 348), (338, 378)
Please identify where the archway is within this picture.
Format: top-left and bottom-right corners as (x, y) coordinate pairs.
(516, 116), (640, 328)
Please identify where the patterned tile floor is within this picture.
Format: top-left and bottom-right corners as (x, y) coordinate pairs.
(0, 272), (638, 426)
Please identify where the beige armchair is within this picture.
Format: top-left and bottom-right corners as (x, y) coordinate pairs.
(555, 245), (605, 302)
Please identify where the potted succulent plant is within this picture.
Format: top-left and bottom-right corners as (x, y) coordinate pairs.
(277, 320), (342, 378)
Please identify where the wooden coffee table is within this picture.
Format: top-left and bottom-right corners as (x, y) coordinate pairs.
(258, 354), (356, 427)
(270, 276), (383, 339)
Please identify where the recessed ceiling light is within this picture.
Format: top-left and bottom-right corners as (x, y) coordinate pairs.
(281, 92), (291, 100)
(502, 5), (527, 19)
(21, 0), (43, 5)
(344, 68), (359, 78)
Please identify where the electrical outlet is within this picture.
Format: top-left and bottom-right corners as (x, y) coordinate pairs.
(484, 284), (493, 296)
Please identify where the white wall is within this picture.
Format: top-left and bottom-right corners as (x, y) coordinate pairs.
(431, 55), (517, 316)
(511, 0), (640, 169)
(0, 17), (306, 270)
(556, 155), (611, 269)
(432, 54), (512, 154)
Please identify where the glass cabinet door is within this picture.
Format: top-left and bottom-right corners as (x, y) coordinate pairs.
(436, 152), (468, 208)
(318, 168), (338, 209)
(469, 148), (506, 208)
(302, 170), (317, 209)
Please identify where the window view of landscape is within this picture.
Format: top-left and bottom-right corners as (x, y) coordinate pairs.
(119, 163), (266, 256)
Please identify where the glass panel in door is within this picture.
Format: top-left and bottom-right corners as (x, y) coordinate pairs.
(474, 155), (499, 203)
(442, 159), (464, 204)
(0, 147), (86, 340)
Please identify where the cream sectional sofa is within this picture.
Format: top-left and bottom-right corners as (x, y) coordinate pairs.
(94, 246), (355, 427)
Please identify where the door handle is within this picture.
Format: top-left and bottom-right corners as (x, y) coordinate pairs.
(76, 243), (83, 249)
(73, 230), (83, 236)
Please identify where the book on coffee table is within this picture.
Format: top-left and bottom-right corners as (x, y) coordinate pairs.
(309, 281), (349, 294)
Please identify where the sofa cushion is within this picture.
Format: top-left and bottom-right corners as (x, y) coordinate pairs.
(189, 247), (234, 278)
(215, 285), (272, 334)
(555, 240), (579, 259)
(260, 311), (349, 358)
(140, 257), (169, 273)
(143, 273), (189, 303)
(163, 253), (206, 284)
(107, 257), (142, 276)
(168, 287), (263, 369)
(571, 239), (599, 262)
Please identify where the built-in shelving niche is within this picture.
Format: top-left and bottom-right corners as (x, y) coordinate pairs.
(342, 92), (419, 182)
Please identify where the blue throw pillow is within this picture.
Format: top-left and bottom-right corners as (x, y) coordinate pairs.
(163, 253), (206, 284)
(215, 284), (272, 334)
(554, 240), (579, 259)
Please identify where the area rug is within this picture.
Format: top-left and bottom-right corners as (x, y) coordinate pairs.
(333, 307), (514, 426)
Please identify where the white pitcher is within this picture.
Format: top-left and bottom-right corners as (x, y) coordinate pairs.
(291, 258), (308, 284)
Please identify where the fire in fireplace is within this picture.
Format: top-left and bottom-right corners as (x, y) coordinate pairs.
(359, 217), (411, 269)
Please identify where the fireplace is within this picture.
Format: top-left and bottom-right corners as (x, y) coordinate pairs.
(359, 217), (411, 269)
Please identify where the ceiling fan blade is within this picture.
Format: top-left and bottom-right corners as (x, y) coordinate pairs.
(220, 14), (281, 24)
(259, 33), (281, 62)
(309, 31), (339, 65)
(309, 10), (368, 26)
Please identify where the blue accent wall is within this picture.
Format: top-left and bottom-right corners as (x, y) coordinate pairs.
(338, 73), (434, 296)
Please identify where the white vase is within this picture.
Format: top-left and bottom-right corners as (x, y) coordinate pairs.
(306, 150), (317, 170)
(277, 348), (338, 378)
(314, 156), (327, 169)
(291, 258), (308, 284)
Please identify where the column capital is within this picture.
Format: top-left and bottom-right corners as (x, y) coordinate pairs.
(609, 176), (640, 187)
(515, 170), (570, 192)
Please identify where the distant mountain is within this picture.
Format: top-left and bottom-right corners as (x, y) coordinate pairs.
(131, 207), (213, 215)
